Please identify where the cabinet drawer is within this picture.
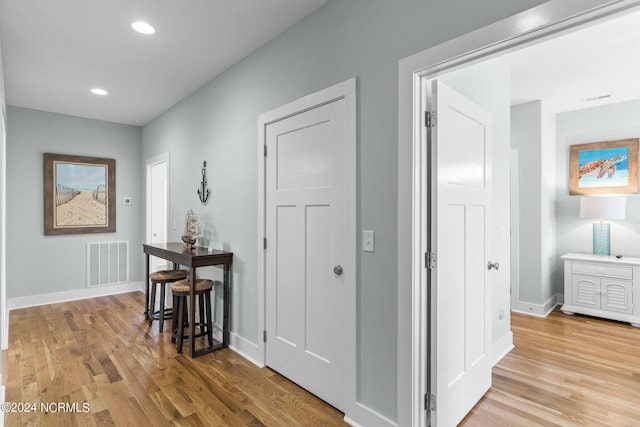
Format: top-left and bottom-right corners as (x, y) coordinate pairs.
(572, 262), (633, 279)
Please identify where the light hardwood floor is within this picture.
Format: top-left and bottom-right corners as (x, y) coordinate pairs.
(4, 293), (640, 426)
(461, 308), (640, 426)
(3, 292), (346, 426)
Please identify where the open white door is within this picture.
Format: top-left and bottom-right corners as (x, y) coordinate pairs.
(430, 80), (493, 426)
(146, 153), (169, 272)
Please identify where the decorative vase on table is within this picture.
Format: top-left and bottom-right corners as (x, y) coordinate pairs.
(182, 209), (200, 250)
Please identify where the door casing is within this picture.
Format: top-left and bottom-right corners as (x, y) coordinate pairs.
(398, 1), (640, 425)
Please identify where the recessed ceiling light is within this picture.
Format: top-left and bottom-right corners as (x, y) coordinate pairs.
(91, 88), (108, 96)
(132, 21), (155, 35)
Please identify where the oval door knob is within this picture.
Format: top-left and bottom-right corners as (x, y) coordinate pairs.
(334, 265), (343, 276)
(487, 261), (500, 270)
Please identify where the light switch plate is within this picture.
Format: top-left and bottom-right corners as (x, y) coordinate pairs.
(363, 230), (375, 252)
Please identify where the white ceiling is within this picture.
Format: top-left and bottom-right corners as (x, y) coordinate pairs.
(0, 0), (330, 126)
(0, 3), (639, 126)
(507, 9), (640, 113)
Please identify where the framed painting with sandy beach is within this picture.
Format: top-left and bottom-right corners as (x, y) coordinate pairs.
(43, 153), (116, 235)
(569, 138), (639, 195)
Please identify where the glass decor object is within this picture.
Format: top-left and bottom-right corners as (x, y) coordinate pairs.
(580, 196), (626, 256)
(592, 222), (611, 256)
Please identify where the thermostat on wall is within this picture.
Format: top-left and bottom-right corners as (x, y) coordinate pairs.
(123, 197), (132, 206)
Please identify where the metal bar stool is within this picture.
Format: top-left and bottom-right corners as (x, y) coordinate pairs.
(148, 269), (188, 332)
(171, 279), (214, 353)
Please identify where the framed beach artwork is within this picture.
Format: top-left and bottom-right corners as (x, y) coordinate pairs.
(43, 153), (116, 235)
(569, 138), (639, 195)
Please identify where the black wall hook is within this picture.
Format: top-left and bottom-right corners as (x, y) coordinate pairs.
(198, 161), (211, 204)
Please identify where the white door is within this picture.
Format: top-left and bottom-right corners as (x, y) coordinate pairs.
(146, 155), (168, 272)
(265, 98), (347, 410)
(431, 80), (493, 426)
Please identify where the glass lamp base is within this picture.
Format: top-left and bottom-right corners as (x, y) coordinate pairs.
(593, 223), (610, 256)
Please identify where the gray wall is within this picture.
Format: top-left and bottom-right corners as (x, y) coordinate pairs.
(6, 107), (143, 298)
(511, 101), (557, 306)
(556, 99), (640, 279)
(142, 0), (545, 419)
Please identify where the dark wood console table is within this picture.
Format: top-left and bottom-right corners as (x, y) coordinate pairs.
(143, 242), (233, 358)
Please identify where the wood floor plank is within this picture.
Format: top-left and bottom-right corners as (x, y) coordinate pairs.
(461, 308), (640, 426)
(8, 292), (636, 426)
(3, 292), (346, 426)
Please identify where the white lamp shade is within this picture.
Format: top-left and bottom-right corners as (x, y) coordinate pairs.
(580, 196), (626, 220)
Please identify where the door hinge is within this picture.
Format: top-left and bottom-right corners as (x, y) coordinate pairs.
(425, 252), (436, 269)
(264, 144), (267, 157)
(428, 393), (436, 411)
(425, 110), (437, 128)
(264, 237), (267, 249)
(263, 330), (267, 342)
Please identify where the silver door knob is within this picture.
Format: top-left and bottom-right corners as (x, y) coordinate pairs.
(334, 265), (343, 276)
(487, 261), (500, 270)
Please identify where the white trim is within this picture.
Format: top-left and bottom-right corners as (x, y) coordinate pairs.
(229, 332), (262, 367)
(6, 282), (144, 311)
(491, 331), (515, 367)
(511, 293), (561, 317)
(398, 1), (640, 425)
(1, 105), (6, 351)
(510, 150), (521, 310)
(344, 404), (398, 427)
(257, 78), (360, 422)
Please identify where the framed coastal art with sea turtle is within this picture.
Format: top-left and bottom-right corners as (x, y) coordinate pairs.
(43, 153), (116, 235)
(569, 138), (639, 195)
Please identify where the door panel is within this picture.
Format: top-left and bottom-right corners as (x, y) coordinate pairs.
(432, 80), (493, 426)
(265, 99), (346, 410)
(149, 160), (168, 272)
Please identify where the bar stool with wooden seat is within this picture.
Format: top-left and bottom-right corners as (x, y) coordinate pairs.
(171, 279), (214, 353)
(148, 269), (188, 332)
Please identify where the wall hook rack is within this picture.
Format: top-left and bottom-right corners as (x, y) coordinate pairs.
(198, 161), (211, 204)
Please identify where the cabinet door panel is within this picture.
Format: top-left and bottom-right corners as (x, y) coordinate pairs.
(601, 279), (633, 314)
(572, 275), (599, 308)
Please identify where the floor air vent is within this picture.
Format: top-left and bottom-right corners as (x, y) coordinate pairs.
(87, 241), (129, 287)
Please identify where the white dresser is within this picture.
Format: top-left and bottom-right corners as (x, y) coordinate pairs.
(561, 253), (640, 327)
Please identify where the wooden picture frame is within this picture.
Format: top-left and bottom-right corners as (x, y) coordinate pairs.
(44, 153), (116, 235)
(569, 138), (638, 195)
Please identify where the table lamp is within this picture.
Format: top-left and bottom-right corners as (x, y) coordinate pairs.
(579, 196), (626, 256)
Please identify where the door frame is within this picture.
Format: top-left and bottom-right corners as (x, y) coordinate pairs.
(398, 1), (640, 425)
(145, 152), (170, 248)
(257, 78), (360, 421)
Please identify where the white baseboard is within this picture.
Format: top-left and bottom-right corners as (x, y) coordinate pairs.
(229, 332), (262, 367)
(492, 330), (514, 366)
(344, 402), (397, 427)
(6, 281), (144, 312)
(511, 293), (561, 318)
